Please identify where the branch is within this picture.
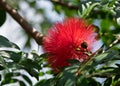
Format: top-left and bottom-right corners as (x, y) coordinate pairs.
(0, 0), (43, 45)
(105, 34), (120, 51)
(50, 0), (79, 10)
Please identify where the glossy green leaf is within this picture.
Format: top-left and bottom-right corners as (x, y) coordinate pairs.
(100, 19), (115, 46)
(78, 2), (99, 18)
(113, 80), (120, 86)
(103, 77), (112, 86)
(77, 75), (101, 86)
(5, 72), (21, 79)
(0, 64), (34, 85)
(93, 52), (109, 63)
(39, 71), (44, 76)
(64, 78), (76, 86)
(20, 58), (40, 70)
(114, 74), (120, 81)
(67, 59), (81, 65)
(0, 35), (20, 49)
(35, 78), (56, 86)
(0, 75), (1, 81)
(19, 80), (26, 86)
(1, 78), (18, 85)
(19, 58), (40, 79)
(0, 51), (22, 63)
(116, 64), (120, 68)
(76, 76), (89, 86)
(56, 62), (80, 86)
(0, 9), (6, 27)
(46, 70), (52, 75)
(93, 50), (119, 65)
(87, 78), (101, 86)
(0, 65), (4, 70)
(22, 74), (32, 86)
(23, 68), (39, 80)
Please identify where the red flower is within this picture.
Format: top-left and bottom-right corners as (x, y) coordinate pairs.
(43, 18), (98, 72)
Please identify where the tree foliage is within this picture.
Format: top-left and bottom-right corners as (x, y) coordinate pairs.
(0, 0), (120, 86)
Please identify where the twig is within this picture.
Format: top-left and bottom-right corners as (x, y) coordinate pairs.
(0, 0), (43, 45)
(50, 0), (79, 10)
(105, 34), (120, 51)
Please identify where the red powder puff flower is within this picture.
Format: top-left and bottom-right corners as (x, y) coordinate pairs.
(43, 18), (98, 72)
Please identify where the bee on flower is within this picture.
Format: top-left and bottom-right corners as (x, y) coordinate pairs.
(43, 18), (99, 72)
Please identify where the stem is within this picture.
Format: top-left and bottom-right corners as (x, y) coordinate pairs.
(105, 34), (120, 51)
(75, 54), (94, 76)
(75, 44), (105, 76)
(0, 0), (44, 45)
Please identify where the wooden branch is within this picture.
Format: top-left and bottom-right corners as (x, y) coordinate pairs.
(50, 0), (79, 10)
(0, 0), (43, 45)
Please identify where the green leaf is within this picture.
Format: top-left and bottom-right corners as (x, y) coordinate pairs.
(0, 9), (6, 26)
(19, 80), (26, 86)
(22, 74), (32, 86)
(116, 64), (120, 68)
(19, 58), (40, 80)
(93, 52), (109, 63)
(1, 78), (18, 85)
(0, 74), (1, 81)
(46, 70), (52, 75)
(55, 62), (80, 86)
(113, 80), (120, 86)
(67, 59), (81, 65)
(31, 51), (45, 64)
(8, 51), (22, 63)
(0, 51), (22, 63)
(76, 76), (89, 86)
(87, 78), (101, 86)
(5, 72), (21, 79)
(78, 2), (99, 18)
(0, 65), (4, 70)
(0, 35), (20, 49)
(35, 78), (56, 86)
(23, 68), (39, 80)
(108, 0), (116, 7)
(64, 78), (76, 86)
(39, 71), (44, 76)
(103, 77), (112, 86)
(20, 58), (40, 70)
(39, 53), (48, 58)
(114, 74), (120, 81)
(93, 50), (119, 65)
(77, 76), (101, 86)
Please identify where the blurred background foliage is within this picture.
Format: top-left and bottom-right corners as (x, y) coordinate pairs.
(0, 0), (120, 86)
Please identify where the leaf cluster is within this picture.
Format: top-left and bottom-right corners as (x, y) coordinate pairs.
(0, 35), (50, 86)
